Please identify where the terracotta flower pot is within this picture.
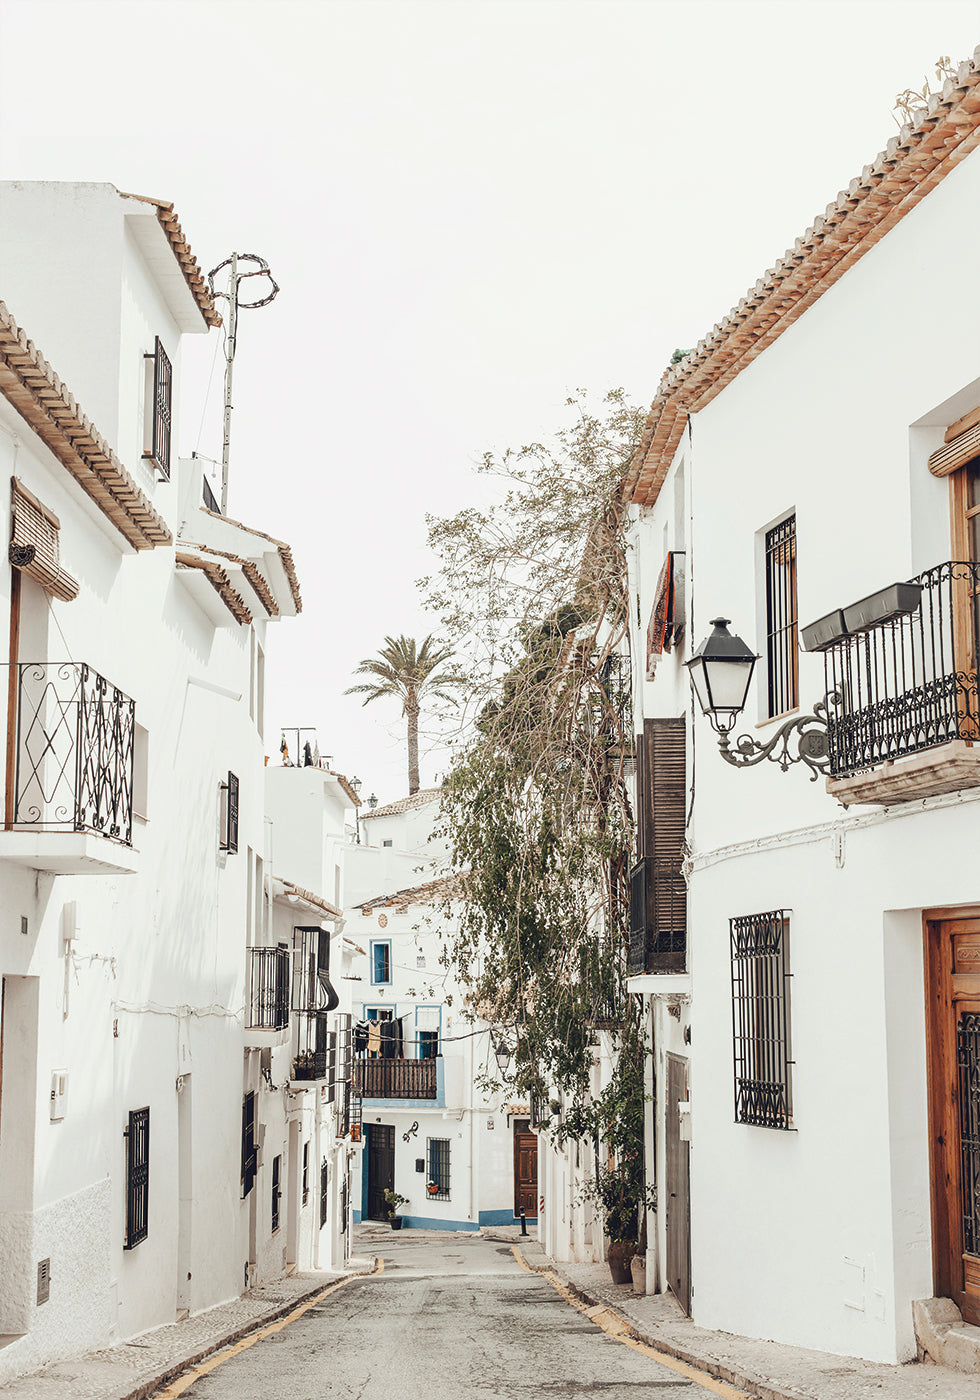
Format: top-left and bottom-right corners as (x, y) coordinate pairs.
(607, 1240), (636, 1284)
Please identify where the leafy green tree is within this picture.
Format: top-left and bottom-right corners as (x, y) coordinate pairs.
(345, 634), (463, 795)
(422, 391), (650, 1241)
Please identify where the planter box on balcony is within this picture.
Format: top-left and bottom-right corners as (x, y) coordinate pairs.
(800, 609), (848, 653)
(841, 582), (922, 635)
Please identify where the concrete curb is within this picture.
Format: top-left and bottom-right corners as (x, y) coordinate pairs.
(514, 1247), (803, 1400)
(117, 1259), (379, 1400)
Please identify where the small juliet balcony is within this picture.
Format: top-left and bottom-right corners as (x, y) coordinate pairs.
(354, 1056), (439, 1101)
(245, 946), (290, 1046)
(627, 856), (686, 978)
(1, 661), (138, 873)
(811, 561), (980, 805)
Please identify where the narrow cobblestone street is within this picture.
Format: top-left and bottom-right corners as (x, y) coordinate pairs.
(151, 1235), (733, 1399)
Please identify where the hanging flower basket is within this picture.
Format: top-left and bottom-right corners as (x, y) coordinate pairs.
(426, 1181), (440, 1195)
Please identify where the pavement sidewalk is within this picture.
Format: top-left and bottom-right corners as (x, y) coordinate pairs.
(0, 1257), (377, 1400)
(505, 1233), (980, 1400)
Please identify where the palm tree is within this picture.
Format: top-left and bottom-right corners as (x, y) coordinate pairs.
(345, 635), (463, 795)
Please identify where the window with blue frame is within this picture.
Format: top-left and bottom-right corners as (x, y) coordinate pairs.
(371, 941), (391, 985)
(418, 1030), (439, 1059)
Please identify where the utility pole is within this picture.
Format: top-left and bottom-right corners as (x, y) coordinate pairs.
(206, 253), (279, 514)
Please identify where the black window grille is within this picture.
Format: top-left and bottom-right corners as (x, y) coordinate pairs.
(426, 1137), (451, 1200)
(247, 945), (290, 1029)
(124, 1107), (150, 1248)
(320, 1159), (329, 1228)
(958, 1012), (980, 1257)
(241, 1091), (257, 1197)
(221, 772), (239, 853)
(765, 515), (798, 717)
(271, 1153), (282, 1232)
(340, 1175), (348, 1233)
(144, 337), (172, 479)
(6, 661), (135, 845)
(730, 910), (793, 1130)
(628, 856), (686, 976)
(326, 1030), (338, 1103)
(302, 1141), (310, 1205)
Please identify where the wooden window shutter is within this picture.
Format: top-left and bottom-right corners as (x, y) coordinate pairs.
(929, 408), (980, 478)
(9, 479), (79, 602)
(643, 717), (686, 861)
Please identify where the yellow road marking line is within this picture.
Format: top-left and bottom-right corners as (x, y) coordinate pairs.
(153, 1258), (383, 1398)
(510, 1247), (750, 1400)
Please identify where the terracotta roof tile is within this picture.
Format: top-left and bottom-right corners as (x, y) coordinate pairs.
(361, 788), (443, 820)
(627, 48), (980, 508)
(355, 873), (466, 912)
(201, 506), (302, 613)
(117, 191), (221, 328)
(176, 550), (252, 624)
(0, 301), (172, 549)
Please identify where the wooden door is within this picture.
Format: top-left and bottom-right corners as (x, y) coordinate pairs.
(513, 1119), (538, 1219)
(366, 1123), (395, 1221)
(926, 915), (980, 1325)
(665, 1054), (691, 1315)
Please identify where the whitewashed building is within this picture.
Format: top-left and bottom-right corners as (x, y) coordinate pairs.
(625, 53), (980, 1367)
(261, 752), (363, 1277)
(346, 790), (517, 1231)
(0, 182), (310, 1384)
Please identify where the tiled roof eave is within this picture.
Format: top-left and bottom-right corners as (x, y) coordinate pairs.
(627, 50), (980, 508)
(175, 550), (252, 624)
(200, 506), (302, 613)
(0, 301), (172, 550)
(117, 191), (221, 329)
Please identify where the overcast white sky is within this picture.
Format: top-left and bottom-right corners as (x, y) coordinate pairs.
(1, 0), (977, 802)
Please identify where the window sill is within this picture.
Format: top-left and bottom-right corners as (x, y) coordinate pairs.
(755, 706), (799, 730)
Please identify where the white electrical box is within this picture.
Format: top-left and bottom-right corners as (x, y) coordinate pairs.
(50, 1070), (68, 1121)
(677, 1099), (691, 1142)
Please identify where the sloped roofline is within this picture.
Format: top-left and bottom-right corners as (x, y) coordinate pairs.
(627, 48), (980, 509)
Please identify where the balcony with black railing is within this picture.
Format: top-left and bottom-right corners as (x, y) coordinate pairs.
(2, 660), (138, 873)
(246, 946), (290, 1034)
(354, 1056), (439, 1100)
(819, 561), (980, 804)
(627, 856), (687, 977)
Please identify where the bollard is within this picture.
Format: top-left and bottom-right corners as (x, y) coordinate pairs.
(520, 1208), (528, 1236)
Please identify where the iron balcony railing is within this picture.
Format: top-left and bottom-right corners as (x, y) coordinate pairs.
(247, 947), (290, 1030)
(628, 856), (686, 976)
(4, 661), (135, 844)
(354, 1057), (439, 1100)
(823, 561), (980, 779)
(293, 1010), (329, 1080)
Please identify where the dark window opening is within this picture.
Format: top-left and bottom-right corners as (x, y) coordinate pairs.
(271, 1153), (282, 1232)
(241, 1091), (257, 1198)
(426, 1137), (450, 1200)
(221, 772), (239, 854)
(731, 910), (793, 1130)
(765, 515), (798, 718)
(302, 1141), (310, 1205)
(124, 1107), (150, 1248)
(143, 336), (172, 479)
(418, 1029), (439, 1059)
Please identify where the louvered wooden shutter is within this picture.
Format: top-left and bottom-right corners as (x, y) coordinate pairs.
(644, 717), (686, 861)
(9, 478), (79, 601)
(929, 420), (980, 478)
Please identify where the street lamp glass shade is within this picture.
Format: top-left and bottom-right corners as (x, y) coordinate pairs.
(490, 1029), (513, 1075)
(685, 618), (758, 733)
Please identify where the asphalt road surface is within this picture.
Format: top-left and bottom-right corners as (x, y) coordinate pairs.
(156, 1235), (735, 1399)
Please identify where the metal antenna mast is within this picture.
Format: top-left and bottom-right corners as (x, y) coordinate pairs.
(206, 253), (279, 514)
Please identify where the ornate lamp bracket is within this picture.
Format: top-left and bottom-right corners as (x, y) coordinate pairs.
(716, 693), (840, 781)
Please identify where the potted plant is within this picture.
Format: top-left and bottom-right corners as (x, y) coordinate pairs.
(426, 1180), (440, 1195)
(383, 1189), (409, 1229)
(578, 1162), (655, 1284)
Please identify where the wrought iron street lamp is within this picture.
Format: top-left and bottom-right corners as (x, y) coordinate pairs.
(490, 1028), (514, 1079)
(686, 617), (835, 781)
(685, 618), (758, 735)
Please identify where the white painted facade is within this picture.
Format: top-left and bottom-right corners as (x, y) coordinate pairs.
(0, 182), (346, 1386)
(347, 793), (515, 1231)
(626, 129), (980, 1363)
